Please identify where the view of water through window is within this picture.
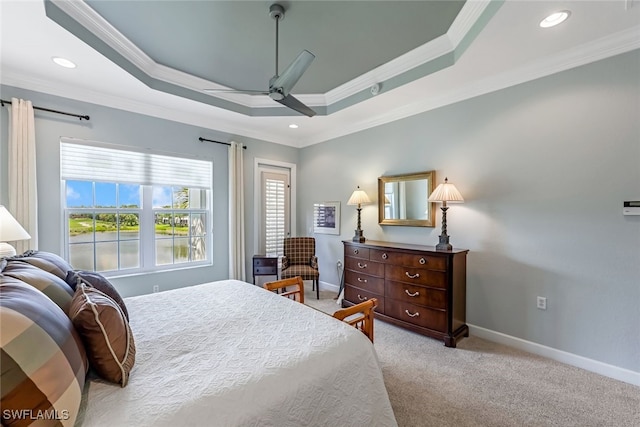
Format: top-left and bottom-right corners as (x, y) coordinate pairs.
(66, 181), (207, 273)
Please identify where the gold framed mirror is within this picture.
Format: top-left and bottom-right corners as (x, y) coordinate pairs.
(378, 171), (436, 227)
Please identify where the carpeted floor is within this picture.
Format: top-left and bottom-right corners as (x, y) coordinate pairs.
(305, 289), (640, 427)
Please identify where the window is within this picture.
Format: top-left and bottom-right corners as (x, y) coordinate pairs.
(61, 139), (212, 274)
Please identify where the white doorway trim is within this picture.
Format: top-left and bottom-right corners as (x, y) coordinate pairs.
(253, 158), (297, 255)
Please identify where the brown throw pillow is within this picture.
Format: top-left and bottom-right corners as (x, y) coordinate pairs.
(66, 270), (129, 321)
(68, 284), (135, 387)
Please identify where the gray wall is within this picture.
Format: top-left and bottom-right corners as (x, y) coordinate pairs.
(0, 85), (298, 297)
(298, 50), (640, 372)
(1, 50), (638, 374)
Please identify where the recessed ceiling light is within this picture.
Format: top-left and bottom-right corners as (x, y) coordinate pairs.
(289, 124), (299, 129)
(540, 11), (570, 28)
(52, 57), (76, 68)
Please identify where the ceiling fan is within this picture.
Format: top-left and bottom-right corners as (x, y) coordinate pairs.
(204, 3), (316, 117)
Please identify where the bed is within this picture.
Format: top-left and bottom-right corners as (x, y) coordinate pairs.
(2, 253), (396, 427)
(75, 280), (397, 426)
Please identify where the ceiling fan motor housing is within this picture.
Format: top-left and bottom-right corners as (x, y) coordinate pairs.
(269, 3), (285, 21)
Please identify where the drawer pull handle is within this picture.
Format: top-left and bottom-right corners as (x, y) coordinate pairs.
(405, 309), (420, 318)
(419, 257), (426, 265)
(405, 272), (420, 279)
(357, 294), (368, 301)
(357, 262), (367, 269)
(357, 277), (368, 283)
(405, 289), (420, 297)
(354, 249), (359, 254)
(382, 253), (388, 260)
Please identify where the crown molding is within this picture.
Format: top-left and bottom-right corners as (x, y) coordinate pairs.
(0, 68), (298, 147)
(48, 0), (489, 114)
(299, 25), (640, 147)
(4, 23), (637, 148)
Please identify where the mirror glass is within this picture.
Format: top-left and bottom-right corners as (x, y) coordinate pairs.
(378, 171), (435, 227)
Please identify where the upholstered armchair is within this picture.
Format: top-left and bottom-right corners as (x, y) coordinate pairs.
(280, 237), (320, 299)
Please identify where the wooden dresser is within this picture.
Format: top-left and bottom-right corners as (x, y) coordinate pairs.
(342, 240), (468, 347)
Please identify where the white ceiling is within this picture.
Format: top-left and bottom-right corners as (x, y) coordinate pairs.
(1, 1), (639, 147)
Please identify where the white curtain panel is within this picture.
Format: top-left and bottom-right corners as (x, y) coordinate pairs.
(8, 98), (38, 253)
(228, 141), (246, 281)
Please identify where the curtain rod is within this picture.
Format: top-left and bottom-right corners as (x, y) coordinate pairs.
(198, 137), (246, 149)
(1, 99), (90, 121)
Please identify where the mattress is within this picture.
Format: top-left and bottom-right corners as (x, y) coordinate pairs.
(76, 280), (397, 426)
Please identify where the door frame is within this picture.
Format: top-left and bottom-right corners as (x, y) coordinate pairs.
(253, 158), (297, 255)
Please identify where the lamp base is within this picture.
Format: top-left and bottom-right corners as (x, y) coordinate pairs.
(0, 242), (17, 258)
(352, 229), (366, 243)
(435, 234), (452, 251)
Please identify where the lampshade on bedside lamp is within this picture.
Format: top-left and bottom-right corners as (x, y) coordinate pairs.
(0, 205), (31, 258)
(347, 186), (372, 243)
(428, 178), (464, 251)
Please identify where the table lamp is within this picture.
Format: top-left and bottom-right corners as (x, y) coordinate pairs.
(0, 205), (31, 257)
(347, 186), (372, 243)
(428, 178), (464, 250)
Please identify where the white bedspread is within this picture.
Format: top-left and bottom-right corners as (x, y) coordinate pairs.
(77, 280), (397, 426)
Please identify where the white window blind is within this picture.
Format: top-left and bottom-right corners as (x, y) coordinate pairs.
(264, 176), (286, 256)
(60, 138), (211, 188)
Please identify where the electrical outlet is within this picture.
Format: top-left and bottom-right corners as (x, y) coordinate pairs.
(153, 285), (159, 293)
(536, 296), (547, 310)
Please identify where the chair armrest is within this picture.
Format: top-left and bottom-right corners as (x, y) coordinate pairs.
(281, 256), (289, 270)
(310, 255), (318, 269)
(333, 298), (377, 321)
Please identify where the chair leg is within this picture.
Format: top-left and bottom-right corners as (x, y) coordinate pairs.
(316, 278), (319, 300)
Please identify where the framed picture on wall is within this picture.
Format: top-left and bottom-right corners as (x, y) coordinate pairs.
(313, 202), (340, 235)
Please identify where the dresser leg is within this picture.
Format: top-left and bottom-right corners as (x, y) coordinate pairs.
(444, 324), (469, 347)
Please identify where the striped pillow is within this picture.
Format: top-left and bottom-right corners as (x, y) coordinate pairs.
(68, 284), (135, 387)
(2, 261), (74, 314)
(0, 276), (88, 427)
(9, 251), (74, 281)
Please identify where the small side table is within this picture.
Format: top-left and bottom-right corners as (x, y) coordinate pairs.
(252, 255), (278, 285)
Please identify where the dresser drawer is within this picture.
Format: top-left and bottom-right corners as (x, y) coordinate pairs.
(344, 285), (384, 314)
(385, 299), (446, 332)
(253, 256), (278, 277)
(345, 270), (384, 295)
(344, 245), (370, 260)
(385, 281), (446, 310)
(370, 249), (447, 270)
(253, 257), (278, 267)
(254, 265), (278, 275)
(385, 265), (447, 288)
(345, 256), (384, 277)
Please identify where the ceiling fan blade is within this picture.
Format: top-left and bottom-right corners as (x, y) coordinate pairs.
(203, 88), (268, 95)
(270, 50), (315, 95)
(276, 94), (316, 117)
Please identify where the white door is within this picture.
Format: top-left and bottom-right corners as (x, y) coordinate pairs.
(259, 168), (290, 257)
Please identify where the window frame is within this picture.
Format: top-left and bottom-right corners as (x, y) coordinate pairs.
(60, 139), (213, 277)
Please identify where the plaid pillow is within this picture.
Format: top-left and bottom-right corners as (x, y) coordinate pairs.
(2, 260), (74, 314)
(9, 250), (74, 281)
(0, 276), (88, 427)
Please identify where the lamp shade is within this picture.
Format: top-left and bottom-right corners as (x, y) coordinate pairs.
(347, 187), (372, 206)
(0, 205), (31, 241)
(428, 178), (464, 203)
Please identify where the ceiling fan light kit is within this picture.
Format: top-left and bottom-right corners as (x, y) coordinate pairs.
(204, 3), (316, 117)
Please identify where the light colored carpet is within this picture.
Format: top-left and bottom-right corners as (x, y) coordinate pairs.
(305, 289), (640, 427)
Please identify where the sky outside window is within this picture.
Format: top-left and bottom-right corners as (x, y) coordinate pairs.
(66, 181), (141, 208)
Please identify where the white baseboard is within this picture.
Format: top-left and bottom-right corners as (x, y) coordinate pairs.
(469, 324), (640, 387)
(318, 280), (340, 293)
